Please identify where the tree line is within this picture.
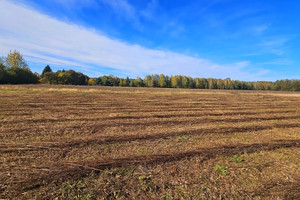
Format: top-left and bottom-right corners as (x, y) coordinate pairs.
(89, 74), (300, 91)
(0, 50), (39, 84)
(1, 50), (300, 91)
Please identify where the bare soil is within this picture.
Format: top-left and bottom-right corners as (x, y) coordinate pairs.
(0, 85), (299, 199)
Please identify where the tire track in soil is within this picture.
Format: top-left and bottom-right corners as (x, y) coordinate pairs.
(11, 139), (300, 195)
(0, 110), (297, 126)
(253, 177), (300, 199)
(0, 104), (295, 113)
(1, 108), (295, 117)
(1, 113), (299, 138)
(2, 122), (300, 153)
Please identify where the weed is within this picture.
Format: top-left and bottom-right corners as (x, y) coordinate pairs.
(176, 186), (190, 199)
(137, 147), (150, 155)
(138, 176), (160, 193)
(2, 85), (300, 199)
(176, 135), (188, 142)
(162, 193), (173, 200)
(214, 165), (227, 176)
(76, 191), (93, 200)
(100, 144), (108, 151)
(113, 167), (134, 177)
(63, 181), (94, 200)
(230, 155), (243, 163)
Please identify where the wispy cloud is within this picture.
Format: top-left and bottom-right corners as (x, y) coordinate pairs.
(205, 7), (263, 28)
(258, 58), (292, 66)
(99, 0), (141, 29)
(0, 0), (267, 80)
(100, 0), (134, 16)
(52, 0), (97, 10)
(258, 36), (293, 55)
(160, 21), (186, 38)
(259, 37), (290, 47)
(251, 24), (270, 35)
(140, 0), (159, 20)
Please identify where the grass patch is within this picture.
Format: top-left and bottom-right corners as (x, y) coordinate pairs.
(214, 165), (227, 175)
(230, 155), (243, 163)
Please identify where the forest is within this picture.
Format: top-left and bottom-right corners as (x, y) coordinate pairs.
(1, 50), (300, 91)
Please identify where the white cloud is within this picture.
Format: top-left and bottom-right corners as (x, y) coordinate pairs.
(258, 58), (292, 66)
(99, 0), (141, 28)
(0, 0), (267, 80)
(259, 37), (290, 47)
(140, 0), (159, 20)
(101, 0), (134, 14)
(52, 0), (97, 9)
(251, 24), (269, 35)
(257, 36), (293, 55)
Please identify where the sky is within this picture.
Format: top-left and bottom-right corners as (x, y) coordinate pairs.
(0, 0), (300, 81)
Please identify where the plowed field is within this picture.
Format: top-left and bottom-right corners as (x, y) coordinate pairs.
(1, 85), (300, 199)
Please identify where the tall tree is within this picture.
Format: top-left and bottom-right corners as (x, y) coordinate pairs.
(41, 65), (52, 77)
(0, 57), (4, 66)
(3, 50), (39, 84)
(182, 76), (189, 88)
(5, 50), (28, 69)
(134, 76), (143, 87)
(159, 74), (167, 87)
(144, 75), (152, 87)
(0, 58), (7, 84)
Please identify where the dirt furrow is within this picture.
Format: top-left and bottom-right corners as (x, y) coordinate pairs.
(2, 122), (299, 153)
(1, 110), (298, 126)
(9, 139), (300, 196)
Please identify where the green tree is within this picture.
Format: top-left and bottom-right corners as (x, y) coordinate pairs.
(182, 76), (194, 88)
(171, 75), (182, 88)
(144, 75), (152, 87)
(182, 76), (189, 88)
(8, 67), (39, 84)
(95, 77), (102, 85)
(3, 50), (39, 84)
(41, 65), (52, 77)
(62, 70), (88, 85)
(152, 74), (160, 87)
(119, 78), (128, 87)
(194, 78), (201, 89)
(0, 57), (4, 66)
(224, 78), (231, 89)
(101, 75), (112, 86)
(125, 77), (130, 86)
(0, 59), (7, 84)
(110, 75), (120, 86)
(291, 80), (300, 91)
(159, 74), (167, 87)
(43, 72), (57, 84)
(208, 78), (214, 89)
(5, 50), (28, 70)
(134, 76), (144, 87)
(129, 80), (135, 87)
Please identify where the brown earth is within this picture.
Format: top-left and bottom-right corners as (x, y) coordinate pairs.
(0, 85), (300, 199)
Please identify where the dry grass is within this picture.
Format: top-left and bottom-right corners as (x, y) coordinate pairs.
(0, 85), (300, 199)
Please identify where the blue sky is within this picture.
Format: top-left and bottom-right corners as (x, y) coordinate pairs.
(0, 0), (299, 81)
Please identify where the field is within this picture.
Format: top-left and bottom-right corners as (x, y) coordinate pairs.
(1, 85), (300, 199)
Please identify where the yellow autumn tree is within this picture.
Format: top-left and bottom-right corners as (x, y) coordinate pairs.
(88, 78), (96, 85)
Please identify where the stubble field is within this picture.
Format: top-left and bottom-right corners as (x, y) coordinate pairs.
(0, 85), (300, 199)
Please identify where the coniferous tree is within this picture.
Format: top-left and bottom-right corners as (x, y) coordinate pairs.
(41, 65), (52, 78)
